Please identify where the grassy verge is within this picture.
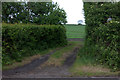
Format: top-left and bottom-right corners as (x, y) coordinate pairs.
(69, 47), (120, 77)
(41, 41), (83, 67)
(3, 48), (56, 70)
(64, 25), (86, 38)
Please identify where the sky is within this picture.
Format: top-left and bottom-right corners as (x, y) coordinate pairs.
(52, 0), (85, 24)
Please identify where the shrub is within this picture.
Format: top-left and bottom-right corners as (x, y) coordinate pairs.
(83, 2), (120, 70)
(2, 23), (67, 65)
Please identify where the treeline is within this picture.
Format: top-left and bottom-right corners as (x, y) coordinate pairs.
(2, 2), (67, 25)
(83, 2), (120, 70)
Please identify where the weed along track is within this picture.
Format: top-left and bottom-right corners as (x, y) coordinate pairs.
(3, 42), (81, 78)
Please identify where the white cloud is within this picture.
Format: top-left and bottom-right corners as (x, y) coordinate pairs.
(52, 0), (85, 24)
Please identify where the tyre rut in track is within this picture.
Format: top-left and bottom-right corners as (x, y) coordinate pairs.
(63, 47), (79, 67)
(3, 48), (59, 76)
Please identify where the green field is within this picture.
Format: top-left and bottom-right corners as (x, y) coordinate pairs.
(64, 25), (86, 38)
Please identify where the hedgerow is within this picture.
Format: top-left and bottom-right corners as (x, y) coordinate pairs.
(2, 23), (67, 65)
(83, 2), (120, 70)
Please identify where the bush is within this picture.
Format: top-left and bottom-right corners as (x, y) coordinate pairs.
(2, 23), (67, 65)
(83, 2), (120, 70)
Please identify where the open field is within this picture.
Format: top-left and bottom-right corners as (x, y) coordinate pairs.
(64, 25), (86, 38)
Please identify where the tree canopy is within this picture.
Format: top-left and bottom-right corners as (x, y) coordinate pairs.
(2, 2), (67, 25)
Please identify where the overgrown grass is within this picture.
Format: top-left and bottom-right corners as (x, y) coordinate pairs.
(64, 25), (86, 38)
(41, 41), (83, 67)
(69, 47), (120, 77)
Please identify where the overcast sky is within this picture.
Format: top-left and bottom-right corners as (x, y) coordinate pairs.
(52, 0), (85, 24)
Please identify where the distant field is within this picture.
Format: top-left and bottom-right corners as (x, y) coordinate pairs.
(64, 25), (86, 38)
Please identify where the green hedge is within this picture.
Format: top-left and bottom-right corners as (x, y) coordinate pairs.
(2, 23), (67, 65)
(83, 2), (120, 70)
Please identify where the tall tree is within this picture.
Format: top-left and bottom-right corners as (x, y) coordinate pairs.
(2, 2), (29, 23)
(2, 2), (67, 25)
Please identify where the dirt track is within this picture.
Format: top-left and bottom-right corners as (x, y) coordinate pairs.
(2, 46), (80, 78)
